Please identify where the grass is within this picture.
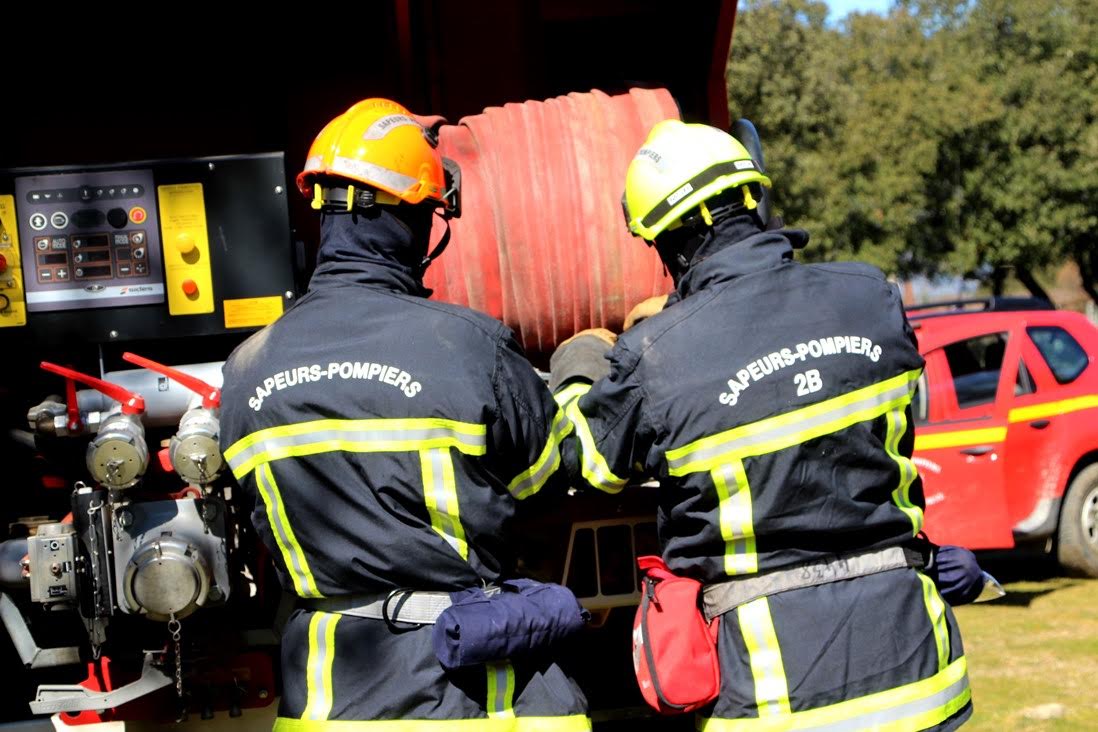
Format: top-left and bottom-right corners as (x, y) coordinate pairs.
(953, 555), (1098, 731)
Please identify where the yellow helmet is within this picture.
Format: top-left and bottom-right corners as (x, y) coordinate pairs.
(297, 98), (458, 213)
(622, 120), (772, 241)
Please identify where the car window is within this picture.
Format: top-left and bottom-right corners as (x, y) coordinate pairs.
(1015, 357), (1035, 396)
(943, 332), (1008, 409)
(1027, 326), (1089, 384)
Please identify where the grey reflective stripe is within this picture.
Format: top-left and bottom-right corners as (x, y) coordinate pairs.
(886, 407), (923, 534)
(256, 464), (320, 597)
(639, 160), (757, 229)
(565, 399), (628, 493)
(801, 674), (969, 732)
(667, 379), (913, 472)
(703, 546), (913, 622)
(424, 447), (464, 557)
(302, 587), (501, 624)
(486, 661), (515, 718)
(713, 460), (757, 576)
(419, 447), (469, 561)
(737, 598), (790, 716)
(304, 612), (338, 721)
(330, 156), (419, 193)
(227, 426), (486, 474)
(507, 412), (572, 500)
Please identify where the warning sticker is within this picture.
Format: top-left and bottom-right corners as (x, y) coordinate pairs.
(224, 296), (284, 329)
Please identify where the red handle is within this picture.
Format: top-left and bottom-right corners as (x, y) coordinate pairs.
(40, 362), (145, 415)
(65, 371), (81, 432)
(122, 352), (221, 409)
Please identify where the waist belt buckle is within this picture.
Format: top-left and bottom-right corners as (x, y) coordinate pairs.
(383, 587), (425, 632)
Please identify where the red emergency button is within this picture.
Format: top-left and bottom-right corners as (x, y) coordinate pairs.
(129, 206), (147, 224)
(0, 253), (7, 273)
(181, 279), (199, 297)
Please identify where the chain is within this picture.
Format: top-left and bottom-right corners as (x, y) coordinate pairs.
(84, 492), (104, 622)
(169, 613), (184, 699)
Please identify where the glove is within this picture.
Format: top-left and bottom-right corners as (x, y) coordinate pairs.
(623, 294), (669, 330)
(929, 545), (985, 606)
(548, 328), (616, 392)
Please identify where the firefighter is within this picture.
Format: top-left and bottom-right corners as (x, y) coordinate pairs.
(219, 98), (590, 730)
(550, 119), (973, 730)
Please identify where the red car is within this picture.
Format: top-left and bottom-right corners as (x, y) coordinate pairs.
(910, 297), (1098, 576)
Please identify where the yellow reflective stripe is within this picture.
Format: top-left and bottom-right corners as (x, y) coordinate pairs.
(257, 463), (323, 598)
(302, 612), (340, 721)
(420, 448), (468, 560)
(918, 572), (950, 672)
(737, 598), (791, 717)
(885, 408), (924, 535)
(225, 418), (487, 479)
(699, 657), (970, 732)
(667, 370), (921, 476)
(486, 661), (516, 719)
(273, 715), (593, 731)
(225, 417), (486, 461)
(553, 382), (590, 409)
(913, 427), (1006, 451)
(564, 399), (628, 494)
(713, 459), (757, 575)
(1009, 394), (1098, 423)
(507, 410), (574, 500)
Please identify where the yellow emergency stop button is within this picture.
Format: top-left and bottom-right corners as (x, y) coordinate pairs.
(129, 206), (147, 224)
(176, 232), (197, 255)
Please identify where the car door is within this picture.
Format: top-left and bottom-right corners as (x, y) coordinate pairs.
(1004, 320), (1095, 539)
(914, 329), (1016, 548)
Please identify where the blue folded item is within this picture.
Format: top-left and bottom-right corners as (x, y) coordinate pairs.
(932, 545), (985, 606)
(432, 579), (590, 670)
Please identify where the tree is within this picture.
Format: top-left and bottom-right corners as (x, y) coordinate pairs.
(727, 0), (1098, 305)
(938, 0), (1098, 302)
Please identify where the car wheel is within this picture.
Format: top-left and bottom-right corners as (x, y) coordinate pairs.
(1057, 463), (1098, 577)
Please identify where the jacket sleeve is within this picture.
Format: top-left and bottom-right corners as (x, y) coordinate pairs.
(555, 344), (653, 494)
(488, 329), (574, 501)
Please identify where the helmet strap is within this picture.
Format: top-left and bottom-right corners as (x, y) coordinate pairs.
(416, 211), (452, 277)
(654, 224), (709, 286)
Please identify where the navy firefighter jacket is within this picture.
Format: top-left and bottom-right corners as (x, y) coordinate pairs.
(220, 210), (571, 598)
(557, 216), (927, 582)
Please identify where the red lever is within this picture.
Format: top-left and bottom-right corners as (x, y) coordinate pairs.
(40, 362), (145, 415)
(121, 352), (221, 409)
(65, 370), (81, 432)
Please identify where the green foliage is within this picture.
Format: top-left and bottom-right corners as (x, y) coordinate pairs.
(728, 0), (1098, 299)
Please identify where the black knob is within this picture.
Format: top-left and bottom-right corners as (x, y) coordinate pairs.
(107, 208), (128, 229)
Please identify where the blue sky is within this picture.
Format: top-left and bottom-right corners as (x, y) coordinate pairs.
(827, 0), (895, 20)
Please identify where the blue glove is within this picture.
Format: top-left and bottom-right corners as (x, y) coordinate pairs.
(931, 545), (985, 605)
(432, 579), (589, 670)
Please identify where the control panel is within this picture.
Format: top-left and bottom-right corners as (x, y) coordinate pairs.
(0, 154), (296, 344)
(15, 170), (164, 312)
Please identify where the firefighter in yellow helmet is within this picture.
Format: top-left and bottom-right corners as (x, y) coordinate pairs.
(551, 119), (978, 730)
(220, 98), (591, 730)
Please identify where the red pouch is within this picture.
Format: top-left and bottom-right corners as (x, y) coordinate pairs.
(631, 555), (721, 714)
